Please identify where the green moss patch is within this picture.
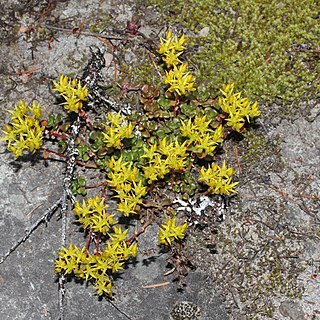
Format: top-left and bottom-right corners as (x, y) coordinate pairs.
(146, 0), (319, 104)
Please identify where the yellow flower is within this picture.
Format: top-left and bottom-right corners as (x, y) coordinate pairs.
(158, 216), (187, 245)
(158, 31), (186, 56)
(180, 116), (223, 157)
(164, 64), (195, 96)
(162, 50), (183, 67)
(53, 75), (88, 113)
(1, 100), (44, 158)
(73, 195), (117, 234)
(103, 112), (133, 149)
(218, 83), (261, 132)
(159, 31), (187, 67)
(199, 161), (239, 195)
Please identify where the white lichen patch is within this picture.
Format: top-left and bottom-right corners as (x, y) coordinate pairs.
(170, 301), (201, 320)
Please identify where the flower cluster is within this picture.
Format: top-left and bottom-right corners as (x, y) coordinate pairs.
(199, 160), (239, 195)
(164, 64), (196, 96)
(53, 75), (89, 113)
(158, 31), (195, 96)
(180, 115), (223, 157)
(1, 100), (44, 158)
(55, 226), (137, 296)
(158, 30), (185, 67)
(102, 112), (134, 149)
(73, 195), (117, 234)
(158, 216), (187, 245)
(142, 137), (188, 183)
(218, 83), (261, 132)
(107, 156), (147, 216)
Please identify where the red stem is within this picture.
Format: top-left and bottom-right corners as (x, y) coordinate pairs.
(84, 230), (92, 254)
(95, 234), (101, 254)
(39, 147), (99, 169)
(39, 147), (67, 159)
(44, 130), (69, 140)
(125, 217), (153, 245)
(85, 182), (108, 189)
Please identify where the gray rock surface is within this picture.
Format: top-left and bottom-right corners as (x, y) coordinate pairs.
(279, 301), (305, 320)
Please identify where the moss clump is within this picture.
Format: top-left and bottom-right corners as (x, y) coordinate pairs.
(146, 0), (319, 104)
(241, 131), (271, 163)
(239, 130), (285, 175)
(88, 16), (111, 33)
(127, 61), (162, 88)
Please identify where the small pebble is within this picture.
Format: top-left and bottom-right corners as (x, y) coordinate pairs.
(279, 301), (305, 320)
